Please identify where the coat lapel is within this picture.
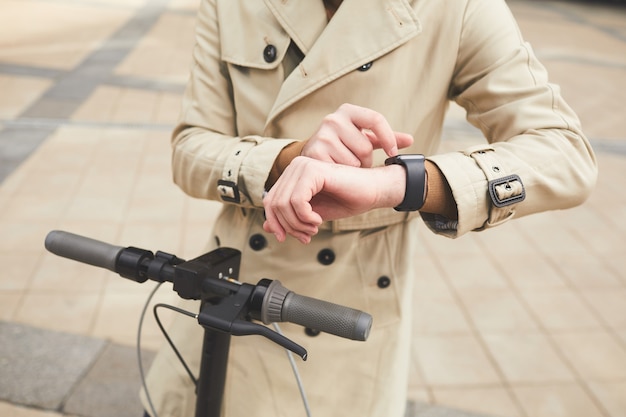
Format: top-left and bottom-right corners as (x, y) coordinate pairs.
(264, 0), (422, 124)
(263, 0), (327, 54)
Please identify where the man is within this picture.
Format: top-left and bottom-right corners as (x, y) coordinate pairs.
(143, 0), (597, 416)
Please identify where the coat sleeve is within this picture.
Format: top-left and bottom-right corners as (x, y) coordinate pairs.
(170, 0), (295, 208)
(423, 0), (597, 238)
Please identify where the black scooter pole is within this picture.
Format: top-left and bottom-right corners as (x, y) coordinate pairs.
(196, 328), (230, 417)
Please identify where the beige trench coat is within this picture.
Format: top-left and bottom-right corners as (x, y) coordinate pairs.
(143, 0), (597, 416)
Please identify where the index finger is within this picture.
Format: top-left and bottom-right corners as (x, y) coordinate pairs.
(337, 104), (400, 156)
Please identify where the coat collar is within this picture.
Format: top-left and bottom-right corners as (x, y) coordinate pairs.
(264, 0), (422, 124)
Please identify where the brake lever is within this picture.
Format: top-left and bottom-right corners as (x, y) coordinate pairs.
(196, 291), (308, 361)
(231, 320), (307, 360)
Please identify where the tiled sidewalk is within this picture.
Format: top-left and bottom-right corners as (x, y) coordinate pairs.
(1, 1), (625, 417)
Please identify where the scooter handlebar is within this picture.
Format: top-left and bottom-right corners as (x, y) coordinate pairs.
(45, 230), (373, 341)
(44, 230), (123, 273)
(261, 280), (372, 341)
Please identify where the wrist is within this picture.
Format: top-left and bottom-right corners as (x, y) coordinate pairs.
(421, 160), (458, 219)
(265, 141), (306, 188)
(377, 164), (407, 209)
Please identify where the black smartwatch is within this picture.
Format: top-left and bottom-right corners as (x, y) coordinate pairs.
(384, 154), (427, 211)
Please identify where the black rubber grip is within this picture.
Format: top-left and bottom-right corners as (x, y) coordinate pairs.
(282, 292), (372, 341)
(44, 230), (123, 273)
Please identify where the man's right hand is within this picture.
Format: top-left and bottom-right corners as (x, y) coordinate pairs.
(301, 103), (414, 167)
(266, 104), (413, 188)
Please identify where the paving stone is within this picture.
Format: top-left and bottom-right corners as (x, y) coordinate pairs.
(63, 343), (155, 417)
(0, 321), (106, 410)
(0, 126), (55, 183)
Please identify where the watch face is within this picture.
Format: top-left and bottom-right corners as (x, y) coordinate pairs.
(385, 154), (425, 166)
(399, 155), (425, 162)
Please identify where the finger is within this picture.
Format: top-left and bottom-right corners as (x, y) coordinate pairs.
(263, 198), (287, 242)
(263, 219), (286, 242)
(263, 167), (302, 241)
(361, 129), (414, 159)
(289, 187), (324, 227)
(341, 128), (374, 167)
(272, 177), (322, 238)
(271, 203), (319, 244)
(315, 116), (369, 167)
(267, 188), (301, 240)
(338, 104), (398, 156)
(394, 132), (414, 151)
(327, 140), (362, 167)
(264, 162), (322, 242)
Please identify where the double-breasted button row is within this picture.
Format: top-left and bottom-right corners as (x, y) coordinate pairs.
(249, 236), (391, 282)
(249, 234), (338, 266)
(249, 236), (392, 288)
(262, 44), (374, 73)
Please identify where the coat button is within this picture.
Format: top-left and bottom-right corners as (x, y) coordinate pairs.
(377, 276), (391, 289)
(249, 234), (267, 251)
(305, 327), (321, 337)
(317, 249), (335, 265)
(357, 61), (373, 71)
(263, 44), (277, 63)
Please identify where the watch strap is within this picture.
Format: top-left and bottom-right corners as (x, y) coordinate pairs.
(384, 154), (426, 211)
